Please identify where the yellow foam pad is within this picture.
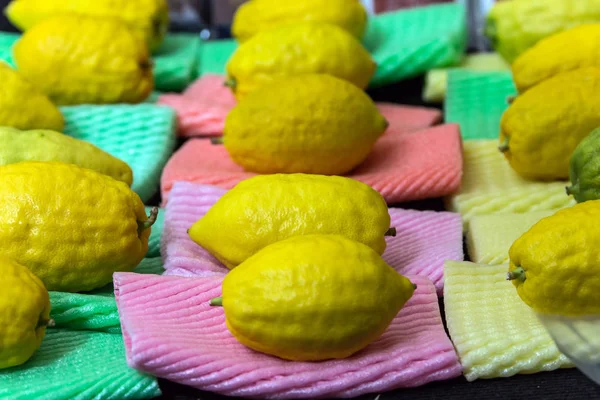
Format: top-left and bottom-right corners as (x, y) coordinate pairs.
(443, 261), (573, 381)
(445, 140), (575, 226)
(466, 211), (555, 265)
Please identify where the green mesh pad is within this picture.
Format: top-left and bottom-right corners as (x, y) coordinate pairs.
(0, 31), (17, 66)
(0, 256), (165, 398)
(196, 39), (238, 76)
(365, 3), (467, 87)
(61, 104), (176, 202)
(145, 206), (165, 258)
(153, 33), (200, 92)
(49, 258), (165, 333)
(0, 32), (197, 93)
(0, 329), (160, 400)
(444, 70), (516, 141)
(195, 3), (467, 87)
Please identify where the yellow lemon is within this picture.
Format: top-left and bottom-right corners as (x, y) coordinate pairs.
(13, 14), (153, 105)
(0, 256), (51, 369)
(188, 174), (392, 269)
(232, 0), (367, 42)
(225, 22), (375, 99)
(0, 61), (63, 131)
(0, 161), (157, 292)
(211, 235), (416, 361)
(5, 0), (169, 51)
(0, 127), (132, 185)
(508, 200), (600, 316)
(223, 74), (388, 175)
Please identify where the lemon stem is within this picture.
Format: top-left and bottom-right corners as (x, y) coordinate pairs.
(210, 297), (223, 307)
(37, 318), (55, 329)
(412, 283), (418, 290)
(138, 207), (159, 233)
(385, 227), (396, 237)
(211, 137), (224, 145)
(224, 78), (236, 89)
(507, 95), (516, 104)
(498, 137), (510, 153)
(507, 267), (526, 282)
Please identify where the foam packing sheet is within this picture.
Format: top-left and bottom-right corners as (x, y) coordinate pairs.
(466, 211), (555, 265)
(445, 140), (575, 227)
(114, 273), (461, 399)
(443, 261), (573, 382)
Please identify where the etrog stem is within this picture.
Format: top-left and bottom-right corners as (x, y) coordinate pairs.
(210, 297), (223, 306)
(507, 267), (526, 282)
(385, 227), (397, 237)
(498, 137), (510, 153)
(211, 137), (224, 145)
(224, 78), (236, 89)
(507, 95), (516, 104)
(138, 207), (159, 233)
(566, 184), (579, 196)
(37, 318), (55, 329)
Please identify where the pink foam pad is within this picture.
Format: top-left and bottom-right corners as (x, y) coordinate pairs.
(156, 75), (442, 137)
(113, 272), (462, 399)
(161, 182), (463, 295)
(160, 123), (463, 205)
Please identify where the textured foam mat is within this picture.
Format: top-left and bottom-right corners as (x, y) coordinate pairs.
(365, 3), (467, 87)
(61, 104), (176, 202)
(49, 258), (165, 333)
(445, 140), (575, 226)
(0, 31), (17, 66)
(0, 329), (160, 400)
(466, 211), (555, 265)
(422, 52), (510, 103)
(114, 273), (461, 398)
(444, 70), (516, 141)
(444, 261), (573, 381)
(153, 33), (200, 92)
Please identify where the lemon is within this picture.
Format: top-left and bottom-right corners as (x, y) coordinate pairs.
(225, 22), (375, 99)
(188, 174), (392, 269)
(5, 0), (169, 51)
(508, 200), (600, 316)
(211, 235), (416, 361)
(0, 61), (64, 131)
(13, 14), (153, 105)
(223, 74), (388, 175)
(0, 256), (51, 370)
(232, 0), (367, 42)
(0, 127), (133, 185)
(0, 161), (157, 292)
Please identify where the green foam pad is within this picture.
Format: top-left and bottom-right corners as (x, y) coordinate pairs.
(445, 70), (516, 141)
(145, 206), (165, 258)
(196, 39), (238, 76)
(61, 104), (176, 203)
(365, 3), (467, 87)
(153, 33), (200, 92)
(0, 329), (160, 399)
(195, 3), (467, 86)
(0, 31), (17, 66)
(49, 258), (165, 333)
